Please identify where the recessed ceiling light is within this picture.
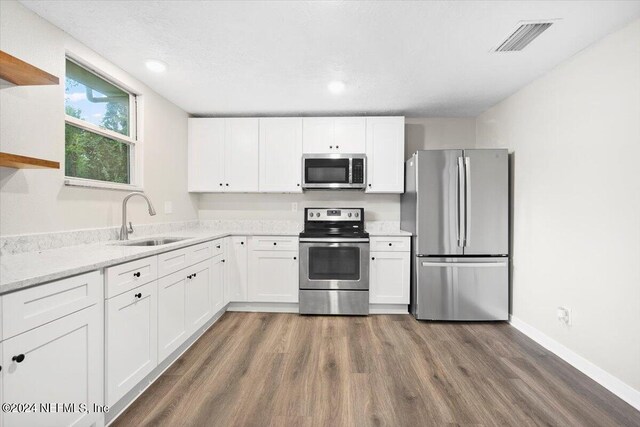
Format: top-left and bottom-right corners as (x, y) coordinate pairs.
(145, 59), (167, 73)
(328, 80), (346, 94)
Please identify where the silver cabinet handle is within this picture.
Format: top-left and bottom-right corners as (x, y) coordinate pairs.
(457, 157), (464, 247)
(464, 156), (471, 247)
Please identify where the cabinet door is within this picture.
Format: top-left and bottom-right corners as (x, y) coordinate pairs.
(2, 306), (102, 427)
(334, 117), (366, 153)
(185, 260), (213, 334)
(225, 236), (248, 303)
(302, 118), (334, 153)
(259, 118), (303, 192)
(224, 118), (259, 192)
(188, 118), (225, 192)
(158, 271), (188, 361)
(248, 250), (299, 302)
(366, 117), (405, 193)
(106, 281), (157, 405)
(370, 251), (410, 304)
(211, 254), (225, 313)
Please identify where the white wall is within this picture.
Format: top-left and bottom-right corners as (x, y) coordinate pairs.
(198, 118), (476, 222)
(477, 19), (640, 393)
(0, 0), (198, 236)
(405, 117), (476, 160)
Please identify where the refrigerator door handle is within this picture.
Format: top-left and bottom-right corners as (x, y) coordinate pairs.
(421, 261), (507, 268)
(457, 157), (465, 247)
(464, 156), (471, 247)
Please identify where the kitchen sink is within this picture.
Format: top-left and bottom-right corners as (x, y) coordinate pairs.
(116, 237), (187, 247)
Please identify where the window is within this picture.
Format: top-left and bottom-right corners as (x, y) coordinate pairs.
(64, 58), (139, 188)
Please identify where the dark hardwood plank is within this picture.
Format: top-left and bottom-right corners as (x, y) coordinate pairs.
(112, 313), (640, 427)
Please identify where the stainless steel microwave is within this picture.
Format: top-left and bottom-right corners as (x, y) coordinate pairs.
(301, 154), (366, 190)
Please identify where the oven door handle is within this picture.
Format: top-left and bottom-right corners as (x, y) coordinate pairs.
(299, 238), (370, 243)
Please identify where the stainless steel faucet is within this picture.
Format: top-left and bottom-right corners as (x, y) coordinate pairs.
(120, 192), (157, 240)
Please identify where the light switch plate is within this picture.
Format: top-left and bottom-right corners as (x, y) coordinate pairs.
(164, 201), (173, 214)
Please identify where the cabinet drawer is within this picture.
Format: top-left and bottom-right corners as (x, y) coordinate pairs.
(157, 247), (190, 278)
(211, 239), (224, 257)
(3, 271), (101, 340)
(157, 242), (213, 278)
(249, 236), (298, 251)
(105, 256), (157, 298)
(370, 236), (410, 252)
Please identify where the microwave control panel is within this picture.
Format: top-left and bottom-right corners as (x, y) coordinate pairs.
(351, 158), (365, 184)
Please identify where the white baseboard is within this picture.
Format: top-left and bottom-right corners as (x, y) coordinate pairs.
(509, 316), (640, 411)
(369, 304), (409, 314)
(227, 302), (299, 313)
(227, 302), (409, 315)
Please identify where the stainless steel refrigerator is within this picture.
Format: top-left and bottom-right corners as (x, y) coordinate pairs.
(401, 149), (509, 321)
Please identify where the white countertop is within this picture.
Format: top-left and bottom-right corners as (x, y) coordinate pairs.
(0, 227), (410, 295)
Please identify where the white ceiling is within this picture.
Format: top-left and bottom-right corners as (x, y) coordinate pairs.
(21, 1), (640, 117)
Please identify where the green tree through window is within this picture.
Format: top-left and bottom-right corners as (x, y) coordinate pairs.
(65, 59), (135, 184)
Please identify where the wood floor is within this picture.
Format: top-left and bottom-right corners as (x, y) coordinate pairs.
(113, 313), (640, 427)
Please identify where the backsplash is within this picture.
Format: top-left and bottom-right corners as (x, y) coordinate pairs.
(0, 221), (199, 256)
(0, 220), (402, 256)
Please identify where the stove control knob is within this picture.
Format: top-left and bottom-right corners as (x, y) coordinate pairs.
(309, 212), (313, 218)
(348, 213), (352, 218)
(355, 212), (359, 218)
(315, 213), (320, 217)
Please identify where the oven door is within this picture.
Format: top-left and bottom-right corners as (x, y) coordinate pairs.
(299, 239), (369, 290)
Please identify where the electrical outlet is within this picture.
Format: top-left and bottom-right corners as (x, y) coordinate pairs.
(557, 306), (572, 326)
(164, 201), (173, 214)
(291, 202), (298, 212)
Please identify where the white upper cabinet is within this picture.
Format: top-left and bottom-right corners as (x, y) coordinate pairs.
(189, 116), (403, 193)
(225, 118), (260, 192)
(188, 118), (259, 192)
(259, 118), (303, 192)
(188, 118), (225, 192)
(302, 117), (366, 154)
(302, 118), (334, 153)
(365, 117), (405, 193)
(334, 117), (366, 152)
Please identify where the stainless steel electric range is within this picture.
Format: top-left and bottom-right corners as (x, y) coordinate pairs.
(299, 208), (369, 315)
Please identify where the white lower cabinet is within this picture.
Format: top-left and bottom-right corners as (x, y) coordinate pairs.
(248, 249), (299, 303)
(158, 271), (188, 361)
(106, 281), (158, 406)
(211, 254), (225, 313)
(224, 236), (248, 303)
(185, 260), (213, 334)
(1, 305), (103, 427)
(370, 251), (410, 304)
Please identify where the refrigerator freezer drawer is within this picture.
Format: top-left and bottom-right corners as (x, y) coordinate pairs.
(414, 257), (508, 321)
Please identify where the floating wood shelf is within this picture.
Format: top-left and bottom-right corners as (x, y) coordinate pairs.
(0, 50), (59, 86)
(0, 152), (60, 169)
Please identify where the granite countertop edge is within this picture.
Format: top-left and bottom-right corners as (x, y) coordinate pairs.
(1, 228), (411, 295)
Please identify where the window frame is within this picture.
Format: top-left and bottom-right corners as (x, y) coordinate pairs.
(63, 54), (144, 191)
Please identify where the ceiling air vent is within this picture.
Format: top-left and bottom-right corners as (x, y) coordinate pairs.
(494, 21), (554, 52)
